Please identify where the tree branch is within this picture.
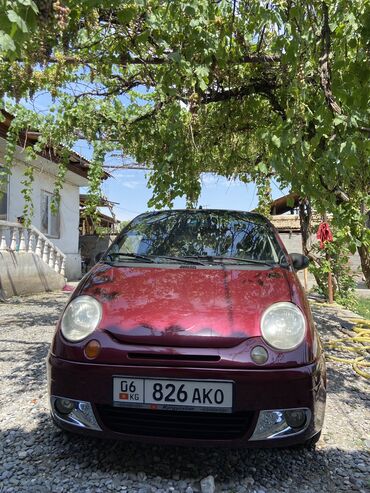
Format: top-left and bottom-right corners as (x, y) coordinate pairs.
(261, 90), (287, 120)
(359, 126), (370, 134)
(201, 79), (276, 104)
(319, 2), (342, 115)
(319, 174), (350, 203)
(199, 79), (286, 119)
(47, 52), (281, 67)
(73, 86), (133, 100)
(129, 102), (163, 124)
(240, 54), (280, 63)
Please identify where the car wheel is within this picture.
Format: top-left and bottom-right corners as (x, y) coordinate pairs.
(50, 414), (74, 438)
(284, 432), (321, 450)
(304, 431), (321, 449)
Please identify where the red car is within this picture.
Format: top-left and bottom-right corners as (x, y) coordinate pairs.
(48, 209), (326, 448)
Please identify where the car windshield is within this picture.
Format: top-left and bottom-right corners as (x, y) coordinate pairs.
(106, 210), (286, 264)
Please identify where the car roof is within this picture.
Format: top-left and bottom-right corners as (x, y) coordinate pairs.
(130, 208), (272, 227)
(138, 208), (268, 219)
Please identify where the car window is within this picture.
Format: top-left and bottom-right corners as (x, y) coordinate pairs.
(109, 211), (285, 263)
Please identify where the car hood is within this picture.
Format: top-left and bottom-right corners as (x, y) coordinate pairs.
(80, 264), (293, 348)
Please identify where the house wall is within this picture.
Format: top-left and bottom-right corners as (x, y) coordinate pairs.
(0, 151), (82, 280)
(278, 230), (363, 289)
(277, 231), (314, 290)
(278, 232), (303, 255)
(79, 234), (118, 271)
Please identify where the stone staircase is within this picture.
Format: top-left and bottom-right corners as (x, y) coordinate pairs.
(0, 220), (66, 299)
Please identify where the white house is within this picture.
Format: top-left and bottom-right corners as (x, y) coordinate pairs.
(0, 110), (98, 282)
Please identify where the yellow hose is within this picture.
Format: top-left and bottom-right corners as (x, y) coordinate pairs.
(323, 319), (370, 379)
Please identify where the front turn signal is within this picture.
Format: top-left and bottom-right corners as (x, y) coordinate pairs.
(84, 339), (101, 359)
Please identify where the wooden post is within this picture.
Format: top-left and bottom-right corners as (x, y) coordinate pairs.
(327, 251), (334, 304)
(323, 213), (334, 304)
(303, 267), (308, 292)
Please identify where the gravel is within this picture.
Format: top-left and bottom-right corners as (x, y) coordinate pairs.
(0, 292), (369, 493)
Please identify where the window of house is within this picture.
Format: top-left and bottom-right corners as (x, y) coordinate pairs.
(41, 191), (60, 238)
(0, 168), (8, 220)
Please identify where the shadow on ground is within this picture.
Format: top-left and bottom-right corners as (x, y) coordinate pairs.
(1, 415), (369, 493)
(1, 298), (66, 328)
(0, 338), (50, 393)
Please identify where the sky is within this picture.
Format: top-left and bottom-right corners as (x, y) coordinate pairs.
(93, 168), (285, 222)
(11, 91), (287, 223)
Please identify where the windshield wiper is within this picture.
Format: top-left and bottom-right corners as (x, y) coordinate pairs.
(184, 255), (276, 267)
(155, 255), (206, 266)
(104, 252), (156, 263)
(216, 257), (276, 267)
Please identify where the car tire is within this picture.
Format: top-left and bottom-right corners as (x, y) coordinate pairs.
(50, 414), (74, 438)
(284, 432), (321, 450)
(304, 431), (321, 449)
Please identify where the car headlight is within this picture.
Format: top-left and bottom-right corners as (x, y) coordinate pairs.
(261, 302), (306, 351)
(61, 295), (102, 342)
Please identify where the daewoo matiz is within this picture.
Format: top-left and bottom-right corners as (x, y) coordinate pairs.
(48, 209), (326, 448)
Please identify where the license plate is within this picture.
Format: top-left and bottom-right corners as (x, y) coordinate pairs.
(113, 377), (233, 413)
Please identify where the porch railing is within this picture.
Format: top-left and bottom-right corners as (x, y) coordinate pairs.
(0, 220), (66, 276)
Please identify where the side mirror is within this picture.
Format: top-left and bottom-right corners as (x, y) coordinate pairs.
(290, 253), (310, 271)
(94, 251), (105, 263)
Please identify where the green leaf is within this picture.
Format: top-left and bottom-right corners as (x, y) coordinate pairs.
(184, 5), (196, 16)
(136, 31), (149, 44)
(17, 0), (38, 12)
(349, 243), (357, 254)
(168, 51), (181, 62)
(189, 18), (200, 27)
(7, 10), (28, 33)
(198, 78), (208, 91)
(117, 7), (136, 25)
(257, 162), (268, 174)
(271, 135), (281, 148)
(0, 13), (12, 32)
(0, 31), (16, 51)
(333, 116), (345, 126)
(195, 66), (209, 78)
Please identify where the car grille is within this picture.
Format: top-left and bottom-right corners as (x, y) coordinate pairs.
(96, 405), (254, 440)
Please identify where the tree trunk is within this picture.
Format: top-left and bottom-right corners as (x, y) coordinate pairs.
(357, 244), (370, 288)
(299, 199), (325, 293)
(299, 198), (312, 257)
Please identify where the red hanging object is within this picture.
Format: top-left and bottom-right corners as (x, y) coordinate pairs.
(317, 222), (333, 249)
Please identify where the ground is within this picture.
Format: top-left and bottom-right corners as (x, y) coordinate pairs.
(0, 292), (369, 493)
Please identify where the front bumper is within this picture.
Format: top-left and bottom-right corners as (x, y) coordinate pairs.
(47, 355), (326, 447)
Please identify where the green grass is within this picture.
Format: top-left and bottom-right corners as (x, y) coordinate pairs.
(355, 297), (370, 320)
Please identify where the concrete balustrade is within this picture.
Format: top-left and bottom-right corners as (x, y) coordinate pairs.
(0, 220), (66, 277)
(10, 227), (18, 250)
(0, 228), (7, 250)
(42, 241), (50, 264)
